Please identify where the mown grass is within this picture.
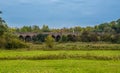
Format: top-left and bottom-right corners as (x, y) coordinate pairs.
(0, 60), (120, 73)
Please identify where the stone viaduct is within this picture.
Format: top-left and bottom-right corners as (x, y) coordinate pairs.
(16, 32), (79, 42)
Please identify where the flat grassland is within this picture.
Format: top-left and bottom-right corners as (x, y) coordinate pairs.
(0, 42), (120, 73)
(0, 60), (120, 73)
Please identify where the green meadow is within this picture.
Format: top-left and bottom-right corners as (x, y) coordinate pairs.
(0, 60), (120, 73)
(0, 43), (120, 73)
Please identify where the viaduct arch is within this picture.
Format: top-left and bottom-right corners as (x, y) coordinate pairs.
(16, 32), (78, 42)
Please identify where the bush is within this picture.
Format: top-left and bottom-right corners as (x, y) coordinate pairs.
(0, 33), (28, 49)
(60, 35), (67, 42)
(5, 39), (28, 49)
(80, 31), (90, 42)
(0, 23), (7, 36)
(36, 34), (48, 42)
(45, 35), (55, 48)
(67, 34), (76, 42)
(0, 36), (6, 48)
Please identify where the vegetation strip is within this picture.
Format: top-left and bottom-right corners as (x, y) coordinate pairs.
(0, 54), (120, 60)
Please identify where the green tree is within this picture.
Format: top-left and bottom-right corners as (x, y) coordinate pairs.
(20, 26), (32, 32)
(32, 25), (40, 32)
(60, 35), (67, 42)
(116, 19), (120, 33)
(45, 35), (55, 48)
(0, 11), (7, 36)
(80, 30), (90, 42)
(36, 34), (48, 42)
(85, 26), (94, 32)
(109, 21), (116, 33)
(0, 24), (7, 36)
(41, 25), (50, 32)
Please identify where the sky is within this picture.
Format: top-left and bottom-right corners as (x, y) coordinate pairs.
(0, 0), (120, 28)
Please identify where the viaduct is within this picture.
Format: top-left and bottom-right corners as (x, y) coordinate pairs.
(16, 32), (79, 42)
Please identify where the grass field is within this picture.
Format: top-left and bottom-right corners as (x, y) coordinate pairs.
(0, 60), (120, 73)
(0, 42), (120, 73)
(29, 42), (120, 50)
(0, 50), (120, 60)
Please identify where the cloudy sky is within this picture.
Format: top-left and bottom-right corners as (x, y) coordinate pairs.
(0, 0), (120, 28)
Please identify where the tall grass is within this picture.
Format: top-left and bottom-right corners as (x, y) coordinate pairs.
(0, 50), (120, 60)
(0, 42), (120, 73)
(26, 42), (120, 51)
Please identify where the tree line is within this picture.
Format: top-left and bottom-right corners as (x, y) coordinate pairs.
(14, 19), (120, 43)
(1, 10), (120, 46)
(15, 19), (120, 34)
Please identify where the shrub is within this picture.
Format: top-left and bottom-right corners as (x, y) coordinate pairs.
(0, 33), (28, 49)
(45, 35), (55, 48)
(80, 31), (90, 42)
(60, 35), (67, 42)
(36, 34), (48, 42)
(67, 34), (76, 42)
(0, 23), (7, 36)
(100, 33), (111, 42)
(0, 36), (6, 48)
(5, 39), (28, 49)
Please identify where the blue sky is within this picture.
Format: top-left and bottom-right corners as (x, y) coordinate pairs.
(0, 0), (120, 28)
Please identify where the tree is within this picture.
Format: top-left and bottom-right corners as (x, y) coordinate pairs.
(116, 19), (120, 33)
(0, 11), (7, 36)
(100, 33), (111, 42)
(85, 26), (94, 32)
(98, 23), (109, 32)
(45, 35), (55, 48)
(109, 21), (116, 33)
(67, 34), (76, 42)
(74, 26), (82, 32)
(88, 32), (99, 42)
(36, 34), (48, 42)
(41, 25), (50, 32)
(116, 19), (120, 24)
(0, 24), (7, 36)
(80, 30), (90, 42)
(32, 25), (40, 32)
(20, 26), (32, 32)
(69, 26), (82, 33)
(60, 35), (67, 42)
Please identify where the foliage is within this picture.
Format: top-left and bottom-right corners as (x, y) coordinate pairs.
(13, 18), (120, 43)
(41, 24), (50, 32)
(0, 32), (28, 49)
(67, 34), (76, 42)
(80, 31), (90, 42)
(0, 24), (7, 36)
(0, 11), (28, 49)
(45, 35), (55, 48)
(0, 14), (8, 36)
(0, 36), (6, 48)
(5, 39), (28, 49)
(36, 34), (48, 42)
(32, 25), (40, 32)
(60, 35), (68, 42)
(20, 26), (32, 32)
